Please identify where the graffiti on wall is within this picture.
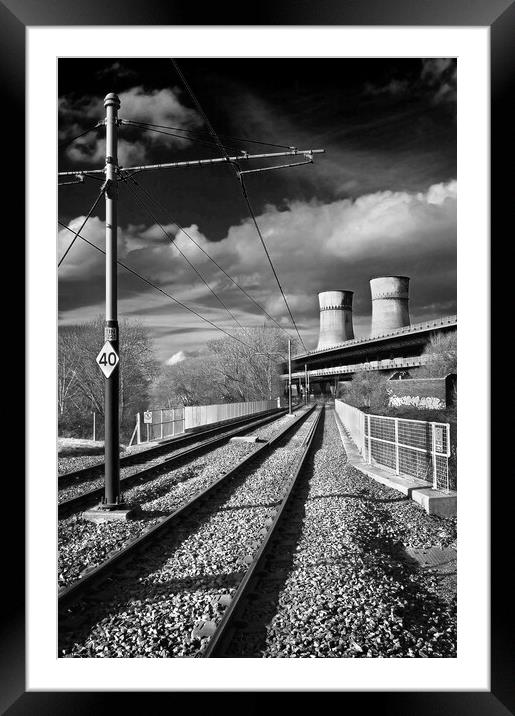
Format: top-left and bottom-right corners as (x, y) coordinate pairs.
(388, 394), (445, 410)
(386, 376), (452, 410)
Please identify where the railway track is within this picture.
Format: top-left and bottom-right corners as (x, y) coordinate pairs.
(201, 405), (322, 657)
(58, 408), (287, 516)
(58, 407), (289, 486)
(58, 404), (321, 656)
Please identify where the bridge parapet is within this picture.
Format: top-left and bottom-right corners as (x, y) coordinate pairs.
(294, 315), (457, 360)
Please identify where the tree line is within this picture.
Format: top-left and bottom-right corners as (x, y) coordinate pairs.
(58, 319), (290, 442)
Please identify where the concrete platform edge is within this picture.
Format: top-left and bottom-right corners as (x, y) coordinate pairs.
(333, 410), (456, 516)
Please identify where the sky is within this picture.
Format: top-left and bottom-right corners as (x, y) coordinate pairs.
(58, 58), (457, 364)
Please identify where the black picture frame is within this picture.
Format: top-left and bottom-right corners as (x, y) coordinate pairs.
(8, 1), (508, 713)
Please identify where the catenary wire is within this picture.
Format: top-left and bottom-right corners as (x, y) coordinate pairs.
(120, 118), (293, 151)
(120, 172), (299, 344)
(59, 124), (100, 150)
(171, 58), (307, 352)
(122, 176), (244, 330)
(57, 187), (106, 268)
(57, 220), (286, 359)
(122, 120), (243, 153)
(234, 172), (307, 352)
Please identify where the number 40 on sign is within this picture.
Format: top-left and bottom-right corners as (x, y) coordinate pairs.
(96, 341), (120, 378)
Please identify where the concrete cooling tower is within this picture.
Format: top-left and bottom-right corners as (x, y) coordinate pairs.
(370, 276), (410, 335)
(316, 290), (354, 350)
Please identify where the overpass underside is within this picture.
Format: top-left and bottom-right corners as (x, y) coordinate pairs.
(280, 316), (457, 396)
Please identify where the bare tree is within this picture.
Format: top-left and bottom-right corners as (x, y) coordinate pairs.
(150, 324), (289, 407)
(58, 317), (158, 438)
(58, 334), (81, 415)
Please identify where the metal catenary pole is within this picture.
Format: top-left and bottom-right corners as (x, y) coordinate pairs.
(103, 93), (121, 507)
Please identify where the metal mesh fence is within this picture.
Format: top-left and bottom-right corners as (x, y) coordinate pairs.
(335, 400), (451, 492)
(365, 414), (450, 491)
(146, 408), (185, 441)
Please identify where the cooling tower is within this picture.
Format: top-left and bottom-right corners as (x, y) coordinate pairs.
(316, 290), (354, 350)
(370, 276), (410, 335)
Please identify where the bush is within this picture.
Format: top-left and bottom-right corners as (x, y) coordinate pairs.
(420, 330), (457, 377)
(337, 372), (389, 411)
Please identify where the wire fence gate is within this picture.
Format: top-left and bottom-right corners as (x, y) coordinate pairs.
(335, 400), (451, 492)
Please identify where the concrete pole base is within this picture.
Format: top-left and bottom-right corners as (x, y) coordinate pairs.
(82, 503), (141, 523)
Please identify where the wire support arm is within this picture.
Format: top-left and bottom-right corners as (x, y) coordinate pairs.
(236, 157), (314, 176)
(57, 148), (325, 177)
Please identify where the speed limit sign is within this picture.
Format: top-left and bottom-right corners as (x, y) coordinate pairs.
(96, 341), (119, 378)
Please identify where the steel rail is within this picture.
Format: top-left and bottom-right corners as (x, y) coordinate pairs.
(200, 406), (323, 657)
(58, 404), (317, 608)
(58, 408), (287, 517)
(58, 408), (284, 486)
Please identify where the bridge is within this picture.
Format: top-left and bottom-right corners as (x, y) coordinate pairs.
(280, 315), (457, 393)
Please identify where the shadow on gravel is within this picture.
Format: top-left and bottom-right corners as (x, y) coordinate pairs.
(58, 416), (312, 656)
(222, 408), (326, 657)
(342, 499), (457, 656)
(306, 492), (408, 505)
(123, 462), (210, 505)
(222, 407), (456, 658)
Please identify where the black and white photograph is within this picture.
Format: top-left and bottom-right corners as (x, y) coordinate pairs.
(3, 1), (505, 706)
(57, 57), (459, 659)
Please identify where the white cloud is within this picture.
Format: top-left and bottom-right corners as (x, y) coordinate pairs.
(165, 350), (187, 365)
(59, 86), (204, 166)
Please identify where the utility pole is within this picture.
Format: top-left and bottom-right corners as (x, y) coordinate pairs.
(288, 338), (292, 414)
(305, 363), (308, 404)
(86, 94), (136, 522)
(104, 93), (120, 508)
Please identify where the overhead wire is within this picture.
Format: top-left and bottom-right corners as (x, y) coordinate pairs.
(57, 125), (300, 344)
(122, 120), (243, 153)
(58, 124), (100, 150)
(171, 58), (307, 352)
(236, 174), (307, 352)
(57, 186), (106, 268)
(57, 220), (285, 359)
(121, 175), (244, 330)
(120, 118), (293, 151)
(120, 172), (299, 343)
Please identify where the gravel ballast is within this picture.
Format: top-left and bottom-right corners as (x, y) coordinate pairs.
(59, 405), (456, 659)
(226, 406), (456, 658)
(59, 409), (319, 656)
(58, 410), (308, 589)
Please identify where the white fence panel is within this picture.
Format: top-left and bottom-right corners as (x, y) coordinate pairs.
(131, 399), (278, 446)
(334, 400), (365, 454)
(185, 399), (276, 430)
